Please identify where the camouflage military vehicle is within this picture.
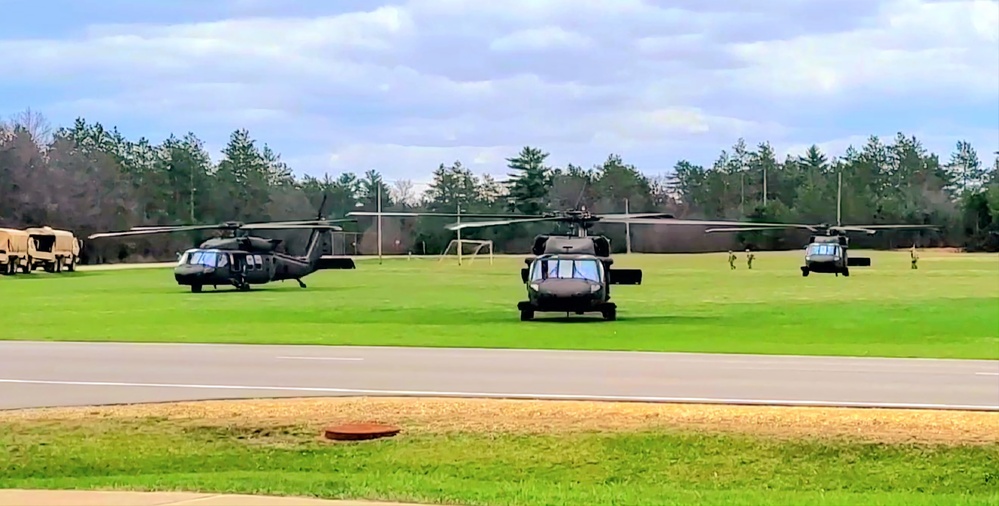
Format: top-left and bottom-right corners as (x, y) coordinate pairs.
(0, 228), (30, 274)
(25, 227), (81, 273)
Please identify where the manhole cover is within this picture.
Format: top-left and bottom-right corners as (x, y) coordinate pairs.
(324, 423), (401, 441)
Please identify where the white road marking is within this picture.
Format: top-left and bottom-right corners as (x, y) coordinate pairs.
(275, 356), (364, 361)
(0, 378), (996, 411)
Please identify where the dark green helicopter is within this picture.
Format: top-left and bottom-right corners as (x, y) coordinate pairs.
(441, 207), (785, 320)
(88, 196), (357, 292)
(347, 203), (789, 320)
(707, 222), (937, 276)
(704, 174), (938, 276)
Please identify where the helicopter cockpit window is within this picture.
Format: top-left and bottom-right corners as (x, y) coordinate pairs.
(185, 250), (223, 267)
(572, 260), (600, 281)
(531, 258), (601, 282)
(808, 244), (839, 256)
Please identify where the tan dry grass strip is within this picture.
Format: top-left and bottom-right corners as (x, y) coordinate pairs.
(2, 397), (997, 445)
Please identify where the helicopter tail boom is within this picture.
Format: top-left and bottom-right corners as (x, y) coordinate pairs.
(317, 256), (356, 270)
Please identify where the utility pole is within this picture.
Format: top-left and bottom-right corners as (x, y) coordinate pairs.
(189, 169), (195, 222)
(740, 171), (745, 214)
(376, 185), (383, 265)
(624, 198), (632, 254)
(762, 164), (768, 207)
(456, 201), (462, 266)
(836, 171), (842, 227)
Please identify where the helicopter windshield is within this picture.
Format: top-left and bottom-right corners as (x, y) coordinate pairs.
(808, 243), (840, 256)
(530, 258), (601, 282)
(184, 250), (228, 268)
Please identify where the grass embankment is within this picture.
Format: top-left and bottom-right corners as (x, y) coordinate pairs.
(1, 250), (996, 359)
(2, 398), (997, 506)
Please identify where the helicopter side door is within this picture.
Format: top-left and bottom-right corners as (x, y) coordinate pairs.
(242, 254), (270, 283)
(228, 253), (247, 281)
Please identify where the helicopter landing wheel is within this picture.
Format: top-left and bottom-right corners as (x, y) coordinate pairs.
(801, 267), (810, 277)
(520, 309), (534, 321)
(602, 308), (616, 321)
(191, 284), (202, 293)
(842, 268), (850, 277)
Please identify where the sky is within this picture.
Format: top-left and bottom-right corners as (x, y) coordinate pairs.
(1, 0), (997, 188)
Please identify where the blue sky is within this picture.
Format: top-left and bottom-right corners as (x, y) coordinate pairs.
(1, 0), (996, 189)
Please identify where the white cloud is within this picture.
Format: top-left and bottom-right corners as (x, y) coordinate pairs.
(0, 0), (995, 182)
(727, 0), (999, 99)
(489, 26), (593, 52)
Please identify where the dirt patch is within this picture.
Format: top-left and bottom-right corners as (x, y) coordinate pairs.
(2, 397), (996, 445)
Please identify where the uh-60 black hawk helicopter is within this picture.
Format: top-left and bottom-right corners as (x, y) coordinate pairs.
(440, 207), (789, 321)
(702, 175), (938, 277)
(88, 196), (357, 292)
(707, 221), (937, 277)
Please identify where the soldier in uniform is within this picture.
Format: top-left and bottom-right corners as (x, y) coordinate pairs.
(728, 250), (736, 270)
(910, 245), (919, 269)
(746, 248), (755, 269)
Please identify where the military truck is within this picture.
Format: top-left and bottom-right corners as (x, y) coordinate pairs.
(0, 228), (30, 275)
(25, 227), (81, 273)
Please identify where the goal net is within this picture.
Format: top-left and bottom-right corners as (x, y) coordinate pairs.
(438, 239), (493, 265)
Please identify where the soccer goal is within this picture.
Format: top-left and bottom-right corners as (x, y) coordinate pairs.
(438, 239), (494, 265)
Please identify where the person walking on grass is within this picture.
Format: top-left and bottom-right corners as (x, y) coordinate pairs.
(728, 250), (736, 270)
(746, 248), (755, 270)
(911, 245), (919, 270)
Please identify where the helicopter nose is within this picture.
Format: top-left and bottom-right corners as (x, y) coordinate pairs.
(174, 265), (213, 283)
(537, 279), (596, 298)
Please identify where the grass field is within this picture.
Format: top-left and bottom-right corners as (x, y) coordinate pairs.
(2, 398), (997, 506)
(1, 249), (997, 359)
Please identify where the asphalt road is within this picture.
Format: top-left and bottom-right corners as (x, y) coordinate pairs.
(0, 341), (996, 411)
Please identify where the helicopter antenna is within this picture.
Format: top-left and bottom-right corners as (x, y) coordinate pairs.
(836, 171), (842, 228)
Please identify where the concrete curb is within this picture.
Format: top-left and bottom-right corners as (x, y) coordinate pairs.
(0, 490), (430, 506)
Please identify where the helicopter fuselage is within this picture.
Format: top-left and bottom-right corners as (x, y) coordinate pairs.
(518, 253), (616, 320)
(800, 235), (870, 277)
(173, 231), (355, 292)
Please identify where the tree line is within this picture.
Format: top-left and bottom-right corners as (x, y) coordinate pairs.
(1, 109), (997, 263)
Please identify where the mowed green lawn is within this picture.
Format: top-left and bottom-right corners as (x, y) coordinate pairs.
(1, 250), (997, 359)
(2, 419), (997, 506)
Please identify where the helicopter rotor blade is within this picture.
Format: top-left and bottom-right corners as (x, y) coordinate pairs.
(347, 211), (542, 219)
(240, 219), (354, 229)
(88, 225), (224, 239)
(444, 216), (565, 231)
(833, 224), (939, 230)
(598, 212), (676, 220)
(704, 226), (803, 233)
(240, 224), (345, 231)
(601, 217), (815, 229)
(833, 226), (878, 235)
